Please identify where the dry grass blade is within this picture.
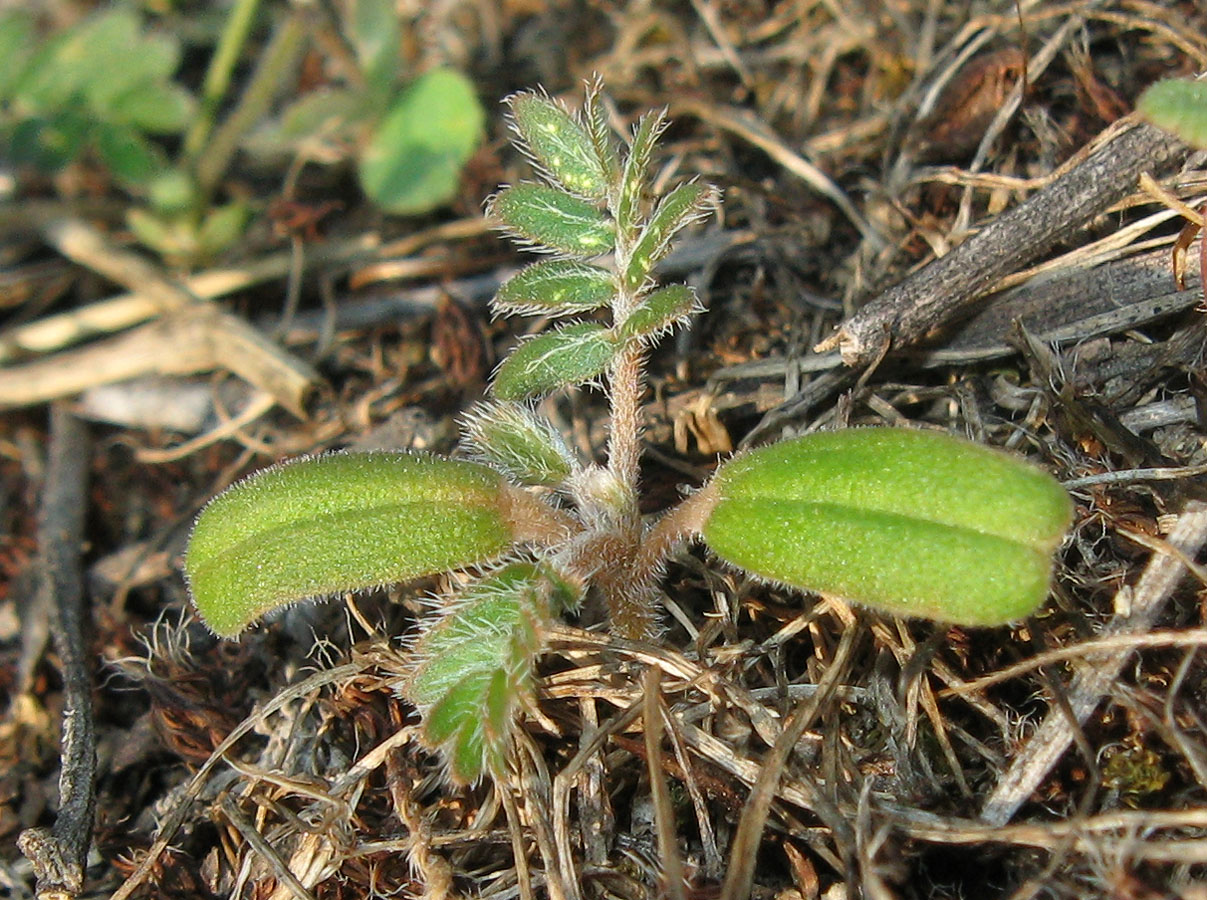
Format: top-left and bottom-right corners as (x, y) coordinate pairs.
(0, 306), (317, 414)
(982, 501), (1207, 825)
(108, 662), (364, 900)
(642, 665), (686, 900)
(720, 626), (859, 900)
(218, 794), (322, 900)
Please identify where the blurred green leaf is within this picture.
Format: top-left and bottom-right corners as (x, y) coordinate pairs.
(108, 82), (195, 134)
(0, 5), (190, 185)
(492, 322), (618, 400)
(1138, 79), (1207, 149)
(85, 25), (181, 112)
(243, 88), (368, 163)
(128, 200), (249, 265)
(491, 183), (615, 256)
(94, 123), (162, 185)
(147, 169), (198, 215)
(281, 87), (368, 138)
(348, 0), (400, 104)
(0, 10), (36, 101)
(126, 207), (181, 258)
(196, 201), (252, 258)
(9, 110), (89, 170)
(13, 31), (82, 111)
(701, 428), (1072, 626)
(358, 68), (485, 215)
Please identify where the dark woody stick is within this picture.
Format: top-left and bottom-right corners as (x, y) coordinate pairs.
(18, 403), (95, 899)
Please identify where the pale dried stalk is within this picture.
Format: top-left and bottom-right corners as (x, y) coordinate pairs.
(980, 500), (1207, 825)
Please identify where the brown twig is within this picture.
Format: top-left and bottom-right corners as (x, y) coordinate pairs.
(818, 121), (1189, 367)
(17, 403), (94, 899)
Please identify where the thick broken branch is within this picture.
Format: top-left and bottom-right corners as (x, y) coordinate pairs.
(819, 121), (1190, 367)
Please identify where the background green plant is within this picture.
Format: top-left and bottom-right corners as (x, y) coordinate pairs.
(0, 6), (193, 186)
(1, 1), (485, 265)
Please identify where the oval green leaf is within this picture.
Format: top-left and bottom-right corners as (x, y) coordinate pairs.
(492, 322), (618, 400)
(185, 452), (515, 637)
(490, 183), (615, 256)
(358, 68), (485, 215)
(701, 428), (1072, 626)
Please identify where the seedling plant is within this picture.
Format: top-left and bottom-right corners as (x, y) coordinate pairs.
(184, 81), (1072, 785)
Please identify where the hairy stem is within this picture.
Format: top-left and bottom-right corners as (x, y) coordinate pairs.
(500, 485), (583, 547)
(585, 526), (660, 641)
(635, 480), (720, 577)
(603, 340), (645, 518)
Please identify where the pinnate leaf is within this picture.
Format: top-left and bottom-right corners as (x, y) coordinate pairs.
(619, 284), (701, 342)
(492, 322), (618, 400)
(1138, 79), (1207, 149)
(509, 91), (609, 200)
(405, 562), (580, 782)
(461, 399), (576, 486)
(493, 259), (616, 317)
(701, 429), (1071, 626)
(185, 453), (516, 637)
(623, 182), (716, 289)
(491, 183), (615, 256)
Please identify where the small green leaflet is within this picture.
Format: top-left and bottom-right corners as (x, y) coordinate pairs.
(491, 183), (615, 256)
(493, 259), (616, 317)
(491, 322), (619, 400)
(509, 91), (609, 200)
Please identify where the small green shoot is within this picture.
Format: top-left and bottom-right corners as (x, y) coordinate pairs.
(184, 81), (1072, 787)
